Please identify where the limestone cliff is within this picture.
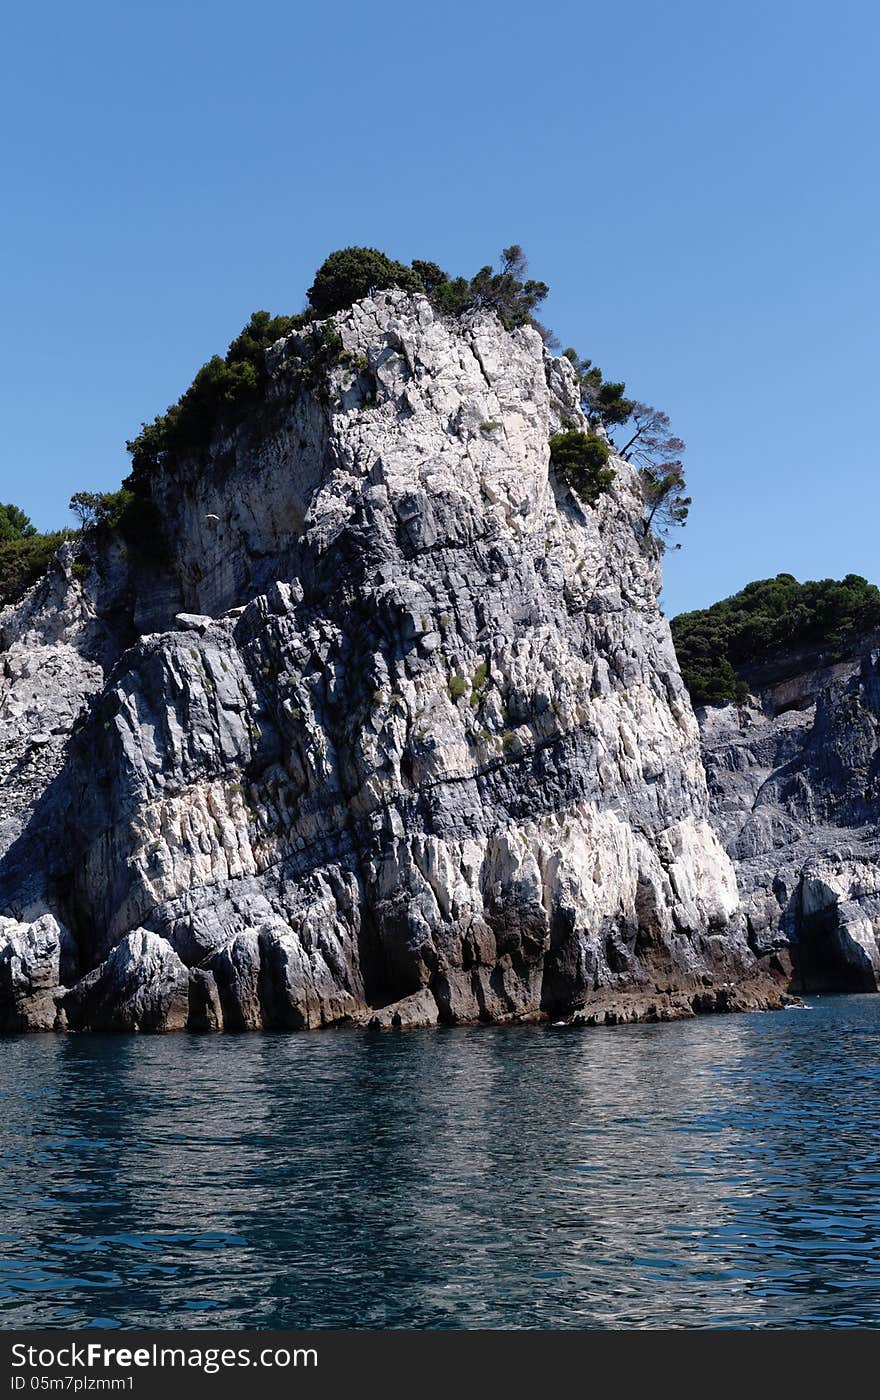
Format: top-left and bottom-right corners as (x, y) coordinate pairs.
(698, 643), (880, 992)
(0, 290), (782, 1031)
(696, 641), (878, 991)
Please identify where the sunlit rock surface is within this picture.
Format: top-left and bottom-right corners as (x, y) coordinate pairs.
(0, 290), (784, 1031)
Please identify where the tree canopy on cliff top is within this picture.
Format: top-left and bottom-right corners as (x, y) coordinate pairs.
(116, 245), (682, 545)
(125, 245), (553, 487)
(306, 244), (549, 330)
(671, 573), (880, 705)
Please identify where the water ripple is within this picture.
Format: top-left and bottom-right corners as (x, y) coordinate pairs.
(1, 995), (879, 1327)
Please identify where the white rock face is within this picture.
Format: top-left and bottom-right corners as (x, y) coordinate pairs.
(0, 290), (781, 1030)
(0, 554), (105, 872)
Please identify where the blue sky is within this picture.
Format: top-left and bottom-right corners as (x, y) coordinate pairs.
(2, 0), (877, 616)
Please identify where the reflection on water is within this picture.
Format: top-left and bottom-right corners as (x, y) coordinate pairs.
(1, 996), (879, 1329)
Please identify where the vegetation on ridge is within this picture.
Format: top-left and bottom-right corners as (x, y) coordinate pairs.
(307, 244), (549, 331)
(124, 246), (551, 494)
(125, 310), (304, 491)
(671, 573), (880, 705)
(123, 242), (688, 542)
(2, 243), (695, 607)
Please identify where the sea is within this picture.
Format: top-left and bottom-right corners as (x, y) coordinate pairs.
(1, 995), (879, 1329)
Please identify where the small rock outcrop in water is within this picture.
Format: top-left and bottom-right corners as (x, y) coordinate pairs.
(698, 643), (880, 992)
(0, 290), (786, 1031)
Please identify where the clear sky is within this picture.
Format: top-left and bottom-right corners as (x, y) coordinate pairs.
(2, 0), (877, 616)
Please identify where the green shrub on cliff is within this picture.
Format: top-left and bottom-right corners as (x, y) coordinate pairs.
(307, 244), (548, 331)
(671, 573), (880, 705)
(125, 248), (551, 490)
(66, 487), (163, 560)
(117, 244), (681, 558)
(562, 350), (634, 431)
(561, 356), (690, 548)
(125, 310), (303, 490)
(411, 260), (473, 317)
(549, 428), (615, 506)
(459, 245), (549, 330)
(307, 248), (423, 318)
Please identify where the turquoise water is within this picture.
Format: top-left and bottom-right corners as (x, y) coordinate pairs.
(1, 996), (879, 1330)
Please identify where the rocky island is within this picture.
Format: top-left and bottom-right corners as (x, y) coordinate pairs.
(0, 248), (872, 1033)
